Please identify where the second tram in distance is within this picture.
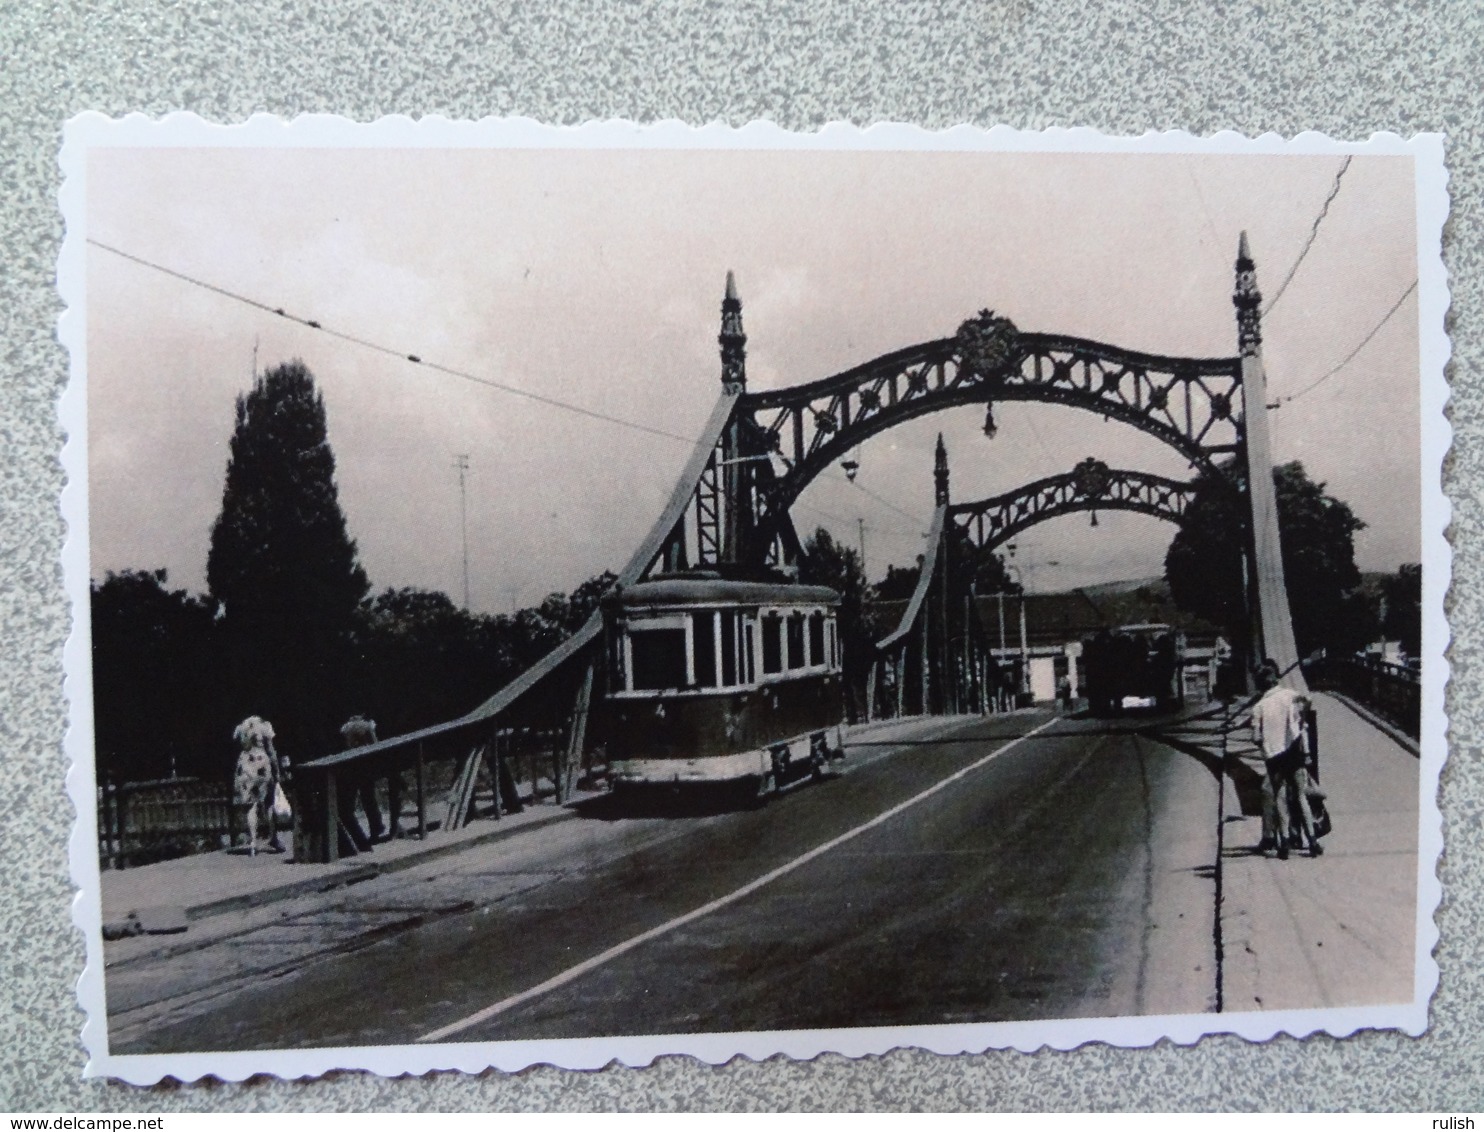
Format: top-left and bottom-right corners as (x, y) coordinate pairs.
(599, 574), (846, 795)
(1081, 622), (1186, 716)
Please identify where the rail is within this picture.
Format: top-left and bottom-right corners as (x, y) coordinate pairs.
(876, 505), (947, 652)
(1311, 654), (1421, 740)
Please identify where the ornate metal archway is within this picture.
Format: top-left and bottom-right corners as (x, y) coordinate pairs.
(948, 457), (1197, 555)
(732, 311), (1243, 563)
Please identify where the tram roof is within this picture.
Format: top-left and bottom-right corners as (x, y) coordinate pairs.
(610, 575), (841, 609)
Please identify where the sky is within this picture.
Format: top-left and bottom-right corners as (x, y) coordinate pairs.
(85, 145), (1422, 611)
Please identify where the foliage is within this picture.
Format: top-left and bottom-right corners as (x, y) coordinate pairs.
(1380, 563), (1422, 659)
(92, 357), (622, 783)
(799, 527), (872, 719)
(873, 560), (923, 604)
(1164, 460), (1375, 658)
(205, 361), (370, 753)
(90, 564), (620, 783)
(90, 570), (219, 782)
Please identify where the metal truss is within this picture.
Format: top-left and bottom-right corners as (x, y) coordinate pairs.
(948, 458), (1197, 554)
(739, 312), (1242, 561)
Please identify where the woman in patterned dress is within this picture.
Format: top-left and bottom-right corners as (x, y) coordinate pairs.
(233, 715), (284, 855)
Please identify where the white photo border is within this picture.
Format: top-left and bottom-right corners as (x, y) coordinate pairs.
(58, 115), (1450, 1083)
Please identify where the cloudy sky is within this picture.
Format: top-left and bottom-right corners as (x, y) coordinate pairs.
(85, 143), (1421, 611)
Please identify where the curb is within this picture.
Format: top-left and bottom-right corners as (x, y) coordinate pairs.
(105, 806), (581, 967)
(186, 804), (577, 922)
(1321, 690), (1421, 757)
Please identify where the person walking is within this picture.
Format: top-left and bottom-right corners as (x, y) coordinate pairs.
(337, 714), (381, 853)
(1251, 659), (1323, 859)
(232, 715), (285, 856)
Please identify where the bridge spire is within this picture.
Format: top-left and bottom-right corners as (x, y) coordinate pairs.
(934, 433), (951, 506)
(719, 270), (747, 392)
(1233, 230), (1262, 357)
(1233, 233), (1305, 691)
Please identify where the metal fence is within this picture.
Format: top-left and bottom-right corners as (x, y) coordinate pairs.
(97, 776), (241, 870)
(1312, 655), (1421, 740)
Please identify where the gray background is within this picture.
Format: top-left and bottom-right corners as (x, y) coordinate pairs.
(0, 0), (1476, 1111)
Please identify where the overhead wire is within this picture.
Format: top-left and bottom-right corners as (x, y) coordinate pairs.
(93, 237), (940, 552)
(1277, 279), (1418, 406)
(88, 238), (698, 446)
(1263, 156), (1352, 317)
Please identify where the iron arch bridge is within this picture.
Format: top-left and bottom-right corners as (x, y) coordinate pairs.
(948, 458), (1198, 555)
(291, 250), (1298, 862)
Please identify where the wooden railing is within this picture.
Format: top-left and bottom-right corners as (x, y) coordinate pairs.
(97, 777), (241, 870)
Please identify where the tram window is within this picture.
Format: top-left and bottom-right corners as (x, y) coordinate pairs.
(692, 611), (717, 687)
(609, 628), (627, 686)
(629, 627), (688, 690)
(720, 612), (737, 686)
(808, 611), (825, 667)
(786, 613), (806, 670)
(761, 613), (783, 675)
(827, 618), (838, 669)
(743, 615), (756, 683)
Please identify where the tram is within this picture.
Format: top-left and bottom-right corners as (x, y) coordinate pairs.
(1082, 623), (1185, 716)
(598, 574), (847, 795)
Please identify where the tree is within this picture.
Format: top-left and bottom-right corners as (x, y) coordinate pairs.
(873, 560), (923, 604)
(206, 361), (369, 756)
(349, 571), (621, 740)
(90, 569), (219, 782)
(800, 527), (872, 719)
(1164, 460), (1374, 658)
(1381, 563), (1422, 660)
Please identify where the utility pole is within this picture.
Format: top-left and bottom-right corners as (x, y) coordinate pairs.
(453, 454), (470, 609)
(857, 517), (867, 580)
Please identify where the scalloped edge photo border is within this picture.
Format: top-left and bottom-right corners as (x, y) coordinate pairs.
(57, 115), (1450, 1084)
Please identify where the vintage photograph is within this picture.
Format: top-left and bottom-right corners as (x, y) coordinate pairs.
(63, 120), (1445, 1078)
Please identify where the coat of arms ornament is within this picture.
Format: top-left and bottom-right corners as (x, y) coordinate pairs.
(955, 308), (1022, 382)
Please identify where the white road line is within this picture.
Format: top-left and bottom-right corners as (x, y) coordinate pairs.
(418, 714), (1061, 1044)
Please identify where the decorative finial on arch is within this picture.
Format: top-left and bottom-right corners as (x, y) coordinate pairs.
(1233, 232), (1263, 357)
(956, 308), (1021, 381)
(934, 432), (950, 506)
(719, 270), (747, 392)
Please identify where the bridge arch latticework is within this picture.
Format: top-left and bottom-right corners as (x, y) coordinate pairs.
(734, 311), (1244, 563)
(948, 458), (1197, 555)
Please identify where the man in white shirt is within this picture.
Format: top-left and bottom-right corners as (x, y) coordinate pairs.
(1251, 658), (1322, 860)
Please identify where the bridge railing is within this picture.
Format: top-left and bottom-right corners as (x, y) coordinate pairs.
(867, 507), (1004, 721)
(1310, 654), (1421, 740)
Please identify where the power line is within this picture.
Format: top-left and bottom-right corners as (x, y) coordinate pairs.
(1279, 278), (1418, 405)
(88, 238), (698, 446)
(1263, 156), (1351, 317)
(849, 479), (928, 525)
(93, 238), (964, 544)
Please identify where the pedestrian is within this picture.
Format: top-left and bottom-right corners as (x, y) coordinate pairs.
(1251, 658), (1323, 859)
(232, 715), (285, 856)
(337, 714), (381, 853)
(1056, 674), (1073, 713)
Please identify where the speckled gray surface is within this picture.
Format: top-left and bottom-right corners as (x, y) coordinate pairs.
(2, 0), (1479, 1111)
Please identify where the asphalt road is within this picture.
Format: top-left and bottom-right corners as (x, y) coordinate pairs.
(110, 707), (1221, 1053)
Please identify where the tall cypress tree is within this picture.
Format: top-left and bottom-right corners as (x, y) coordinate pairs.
(207, 360), (369, 756)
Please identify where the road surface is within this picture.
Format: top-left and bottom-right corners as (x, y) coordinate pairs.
(108, 708), (1222, 1052)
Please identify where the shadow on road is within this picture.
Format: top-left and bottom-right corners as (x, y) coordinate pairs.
(570, 775), (836, 822)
